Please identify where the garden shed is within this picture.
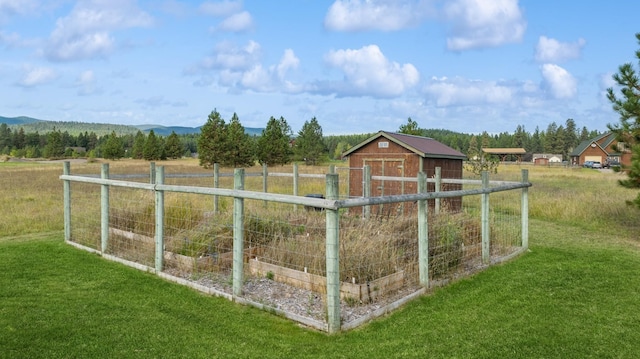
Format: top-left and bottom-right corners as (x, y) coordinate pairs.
(342, 131), (466, 215)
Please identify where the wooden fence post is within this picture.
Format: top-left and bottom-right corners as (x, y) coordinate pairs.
(418, 171), (429, 287)
(149, 161), (155, 185)
(63, 161), (71, 242)
(262, 164), (268, 208)
(213, 163), (219, 214)
(363, 165), (371, 219)
(101, 163), (109, 253)
(434, 167), (441, 214)
(481, 171), (490, 264)
(293, 163), (299, 212)
(233, 168), (245, 297)
(521, 169), (529, 249)
(325, 173), (340, 333)
(155, 166), (165, 272)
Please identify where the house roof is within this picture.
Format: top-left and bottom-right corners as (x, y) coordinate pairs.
(570, 132), (618, 157)
(342, 131), (466, 160)
(482, 148), (527, 154)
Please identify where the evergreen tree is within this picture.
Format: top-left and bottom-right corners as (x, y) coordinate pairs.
(102, 131), (125, 160)
(563, 118), (578, 157)
(0, 123), (11, 153)
(224, 113), (254, 167)
(164, 131), (184, 159)
(256, 116), (292, 166)
(467, 135), (479, 159)
(131, 131), (146, 159)
(197, 109), (228, 168)
(294, 117), (326, 165)
(143, 130), (162, 161)
(398, 117), (422, 135)
(43, 130), (65, 159)
(13, 128), (26, 150)
(606, 32), (640, 208)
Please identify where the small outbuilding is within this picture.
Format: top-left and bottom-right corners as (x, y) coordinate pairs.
(342, 131), (466, 215)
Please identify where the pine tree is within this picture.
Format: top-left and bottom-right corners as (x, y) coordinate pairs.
(102, 131), (125, 160)
(606, 32), (640, 208)
(43, 130), (65, 159)
(398, 117), (422, 135)
(294, 117), (326, 165)
(197, 110), (228, 168)
(131, 131), (146, 159)
(164, 131), (184, 159)
(143, 130), (162, 161)
(256, 116), (292, 166)
(224, 113), (254, 167)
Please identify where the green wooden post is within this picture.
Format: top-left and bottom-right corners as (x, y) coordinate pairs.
(363, 165), (371, 219)
(262, 163), (268, 208)
(434, 167), (441, 214)
(417, 171), (429, 287)
(233, 168), (245, 297)
(213, 163), (219, 214)
(325, 173), (340, 333)
(329, 164), (335, 174)
(101, 163), (109, 253)
(481, 171), (490, 264)
(293, 163), (299, 212)
(149, 161), (156, 185)
(63, 161), (71, 242)
(155, 166), (165, 272)
(521, 169), (529, 249)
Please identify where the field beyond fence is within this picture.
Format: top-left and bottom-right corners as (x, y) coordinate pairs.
(60, 161), (531, 333)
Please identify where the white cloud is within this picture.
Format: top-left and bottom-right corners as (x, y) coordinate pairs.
(76, 70), (99, 95)
(214, 11), (253, 33)
(324, 0), (432, 31)
(443, 0), (526, 51)
(535, 36), (585, 63)
(18, 65), (57, 87)
(0, 0), (38, 19)
(322, 44), (419, 97)
(187, 42), (301, 93)
(423, 76), (513, 106)
(541, 63), (577, 99)
(199, 0), (243, 17)
(45, 0), (153, 62)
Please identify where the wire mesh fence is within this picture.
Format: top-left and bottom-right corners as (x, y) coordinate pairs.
(62, 162), (530, 332)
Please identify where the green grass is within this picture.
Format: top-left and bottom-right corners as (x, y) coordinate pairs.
(1, 221), (639, 358)
(2, 161), (640, 357)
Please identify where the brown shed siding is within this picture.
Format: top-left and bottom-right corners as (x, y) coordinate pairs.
(346, 133), (463, 215)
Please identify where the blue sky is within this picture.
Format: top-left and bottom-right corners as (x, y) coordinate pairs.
(0, 0), (638, 135)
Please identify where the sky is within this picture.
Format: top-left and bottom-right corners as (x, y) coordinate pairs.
(1, 0), (639, 135)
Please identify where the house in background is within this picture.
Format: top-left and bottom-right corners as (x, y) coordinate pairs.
(342, 131), (466, 215)
(570, 132), (632, 167)
(532, 153), (563, 165)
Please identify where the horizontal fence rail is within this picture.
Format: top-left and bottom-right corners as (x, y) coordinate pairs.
(61, 161), (531, 333)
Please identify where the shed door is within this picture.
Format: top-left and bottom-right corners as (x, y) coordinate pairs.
(364, 158), (405, 216)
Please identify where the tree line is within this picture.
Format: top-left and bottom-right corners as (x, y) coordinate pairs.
(1, 115), (604, 164)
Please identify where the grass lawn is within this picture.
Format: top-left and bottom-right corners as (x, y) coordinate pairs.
(1, 220), (639, 358)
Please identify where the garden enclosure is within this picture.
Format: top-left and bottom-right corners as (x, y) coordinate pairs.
(61, 162), (531, 333)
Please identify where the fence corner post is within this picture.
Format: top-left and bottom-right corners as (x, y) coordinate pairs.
(63, 161), (71, 242)
(325, 173), (340, 334)
(417, 171), (429, 287)
(481, 171), (490, 264)
(154, 166), (165, 273)
(233, 168), (245, 297)
(521, 169), (529, 249)
(149, 161), (156, 184)
(101, 163), (109, 253)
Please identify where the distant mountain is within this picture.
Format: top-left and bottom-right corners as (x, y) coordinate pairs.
(0, 116), (44, 125)
(134, 124), (264, 136)
(1, 116), (264, 137)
